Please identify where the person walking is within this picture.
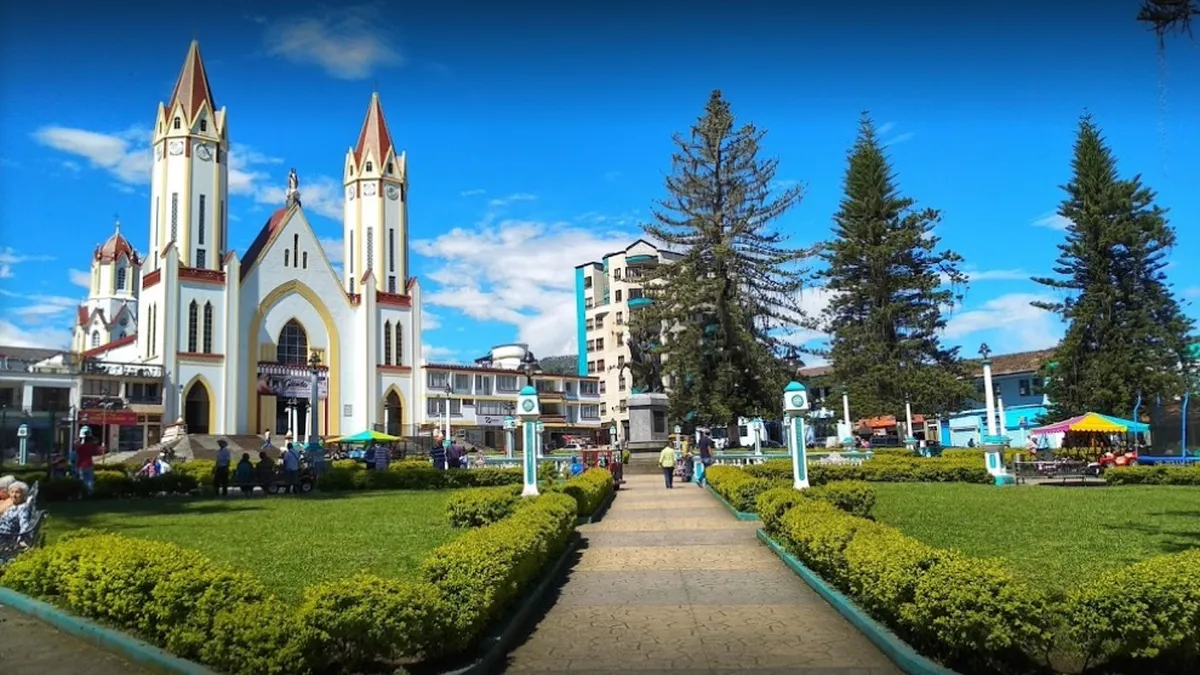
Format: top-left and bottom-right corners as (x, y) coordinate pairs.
(214, 439), (232, 496)
(75, 432), (101, 494)
(658, 443), (676, 489)
(430, 439), (447, 471)
(695, 430), (715, 488)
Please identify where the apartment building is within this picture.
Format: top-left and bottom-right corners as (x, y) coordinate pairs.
(421, 343), (603, 450)
(574, 239), (681, 439)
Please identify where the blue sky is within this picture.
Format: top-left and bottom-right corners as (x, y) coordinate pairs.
(1, 1), (1197, 364)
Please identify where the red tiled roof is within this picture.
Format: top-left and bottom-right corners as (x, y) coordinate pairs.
(81, 334), (136, 358)
(239, 206), (291, 281)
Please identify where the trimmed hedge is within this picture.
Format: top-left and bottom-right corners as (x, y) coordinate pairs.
(759, 491), (1200, 674)
(1103, 464), (1200, 486)
(445, 485), (523, 528)
(706, 465), (784, 512)
(444, 469), (615, 528)
(0, 491), (579, 674)
(560, 468), (614, 516)
(744, 456), (993, 484)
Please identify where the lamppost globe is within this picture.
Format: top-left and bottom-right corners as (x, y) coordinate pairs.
(978, 342), (991, 360)
(784, 344), (805, 379)
(519, 350), (542, 386)
(308, 351), (322, 373)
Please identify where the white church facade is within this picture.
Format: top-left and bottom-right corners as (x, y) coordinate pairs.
(78, 40), (425, 440)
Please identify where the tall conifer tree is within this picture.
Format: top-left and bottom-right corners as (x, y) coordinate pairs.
(634, 90), (812, 433)
(1033, 115), (1194, 419)
(818, 114), (972, 418)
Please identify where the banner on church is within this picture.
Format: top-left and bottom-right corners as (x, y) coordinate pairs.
(256, 364), (329, 400)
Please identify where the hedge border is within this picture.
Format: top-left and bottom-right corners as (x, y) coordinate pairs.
(575, 488), (616, 525)
(440, 532), (582, 675)
(705, 484), (760, 521)
(0, 587), (217, 675)
(755, 530), (960, 675)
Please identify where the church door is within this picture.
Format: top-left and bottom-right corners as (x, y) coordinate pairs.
(384, 392), (402, 437)
(184, 384), (211, 435)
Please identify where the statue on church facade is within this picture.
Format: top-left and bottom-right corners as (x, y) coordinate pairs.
(286, 168), (301, 207)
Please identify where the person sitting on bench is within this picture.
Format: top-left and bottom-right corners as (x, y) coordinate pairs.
(235, 453), (256, 495)
(0, 481), (32, 544)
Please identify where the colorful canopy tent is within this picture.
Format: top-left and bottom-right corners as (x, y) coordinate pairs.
(1030, 412), (1148, 436)
(325, 430), (402, 445)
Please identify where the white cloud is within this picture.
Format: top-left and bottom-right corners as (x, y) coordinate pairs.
(422, 344), (456, 363)
(264, 6), (404, 80)
(487, 193), (537, 208)
(423, 311), (441, 331)
(460, 189), (486, 197)
(0, 319), (70, 349)
(943, 292), (1062, 352)
(967, 268), (1030, 282)
(414, 217), (638, 357)
(0, 248), (55, 281)
(1186, 287), (1200, 298)
(32, 126), (151, 184)
(883, 132), (915, 146)
(69, 268), (90, 288)
(32, 126), (343, 221)
(1033, 213), (1073, 231)
(877, 122), (896, 136)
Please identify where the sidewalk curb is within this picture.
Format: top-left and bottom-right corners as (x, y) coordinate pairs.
(755, 530), (960, 675)
(704, 484), (760, 520)
(0, 588), (216, 675)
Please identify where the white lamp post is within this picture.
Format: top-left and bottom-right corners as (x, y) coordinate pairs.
(517, 384), (540, 497)
(904, 397), (917, 453)
(979, 343), (1011, 483)
(442, 384), (452, 441)
(783, 381), (811, 489)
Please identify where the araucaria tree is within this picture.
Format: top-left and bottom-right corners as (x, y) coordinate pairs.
(634, 90), (812, 434)
(818, 113), (973, 418)
(1032, 115), (1194, 419)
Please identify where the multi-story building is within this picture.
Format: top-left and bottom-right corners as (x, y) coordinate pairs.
(941, 348), (1055, 447)
(0, 348), (79, 459)
(574, 239), (681, 440)
(73, 221), (142, 353)
(421, 343), (603, 450)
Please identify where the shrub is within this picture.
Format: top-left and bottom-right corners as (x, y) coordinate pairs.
(297, 575), (450, 670)
(318, 465), (524, 492)
(771, 498), (1052, 674)
(1104, 464), (1200, 486)
(810, 480), (876, 518)
(39, 477), (87, 501)
(420, 492), (576, 651)
(561, 468), (614, 516)
(201, 599), (320, 675)
(1060, 548), (1200, 673)
(0, 533), (267, 662)
(92, 470), (135, 499)
(172, 460), (216, 490)
(756, 486), (808, 533)
(445, 485), (523, 528)
(707, 465), (787, 513)
(745, 457), (992, 485)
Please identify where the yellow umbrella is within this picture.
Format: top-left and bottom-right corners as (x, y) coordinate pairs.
(1068, 412), (1129, 433)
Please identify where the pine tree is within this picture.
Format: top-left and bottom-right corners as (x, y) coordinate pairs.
(817, 113), (973, 419)
(1032, 115), (1194, 419)
(1137, 1), (1197, 48)
(633, 90), (812, 436)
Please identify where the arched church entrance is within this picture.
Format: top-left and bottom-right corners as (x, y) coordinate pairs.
(184, 382), (211, 434)
(273, 319), (311, 441)
(384, 391), (403, 437)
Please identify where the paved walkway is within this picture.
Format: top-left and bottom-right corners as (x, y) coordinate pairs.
(501, 473), (901, 674)
(0, 605), (152, 674)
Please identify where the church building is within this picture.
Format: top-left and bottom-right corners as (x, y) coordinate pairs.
(79, 40), (426, 440)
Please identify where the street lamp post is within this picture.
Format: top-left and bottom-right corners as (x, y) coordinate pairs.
(176, 384), (184, 426)
(783, 381), (812, 490)
(442, 384), (453, 442)
(517, 381), (541, 497)
(979, 343), (1011, 483)
(503, 401), (516, 459)
(904, 397), (917, 454)
(519, 350), (543, 458)
(306, 352), (324, 473)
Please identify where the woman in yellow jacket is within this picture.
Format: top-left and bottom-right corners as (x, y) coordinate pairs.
(658, 443), (677, 489)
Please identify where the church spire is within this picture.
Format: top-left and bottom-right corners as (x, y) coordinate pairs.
(353, 92), (395, 166)
(168, 40), (216, 122)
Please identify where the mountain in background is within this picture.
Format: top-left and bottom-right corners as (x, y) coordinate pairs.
(539, 355), (578, 375)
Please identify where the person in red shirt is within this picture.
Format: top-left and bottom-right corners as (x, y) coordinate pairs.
(76, 433), (102, 494)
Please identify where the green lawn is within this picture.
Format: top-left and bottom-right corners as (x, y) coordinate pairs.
(44, 491), (460, 602)
(871, 483), (1200, 593)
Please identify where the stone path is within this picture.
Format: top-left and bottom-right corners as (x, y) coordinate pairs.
(501, 473), (901, 674)
(0, 605), (151, 674)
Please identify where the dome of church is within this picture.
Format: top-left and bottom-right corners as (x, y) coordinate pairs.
(94, 222), (140, 264)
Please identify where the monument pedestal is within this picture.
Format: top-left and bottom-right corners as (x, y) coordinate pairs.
(626, 393), (670, 453)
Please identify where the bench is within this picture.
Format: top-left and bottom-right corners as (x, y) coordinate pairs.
(0, 505), (47, 564)
(1014, 460), (1091, 485)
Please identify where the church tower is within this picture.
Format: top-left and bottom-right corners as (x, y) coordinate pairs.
(148, 40), (229, 272)
(343, 93), (408, 296)
(73, 219), (141, 353)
